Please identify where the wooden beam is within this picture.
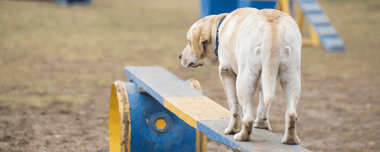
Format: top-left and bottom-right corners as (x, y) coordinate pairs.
(124, 66), (311, 152)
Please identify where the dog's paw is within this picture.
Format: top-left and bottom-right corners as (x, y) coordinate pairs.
(253, 118), (272, 131)
(233, 131), (250, 141)
(282, 113), (300, 145)
(281, 134), (300, 145)
(224, 126), (241, 135)
(224, 116), (242, 135)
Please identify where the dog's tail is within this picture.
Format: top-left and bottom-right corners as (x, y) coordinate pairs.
(261, 27), (284, 108)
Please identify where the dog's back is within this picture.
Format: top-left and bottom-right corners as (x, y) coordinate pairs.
(219, 8), (302, 107)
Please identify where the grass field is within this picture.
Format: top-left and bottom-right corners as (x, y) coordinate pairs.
(0, 0), (379, 151)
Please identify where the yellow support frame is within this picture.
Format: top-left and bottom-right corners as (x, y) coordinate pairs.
(276, 0), (320, 46)
(109, 81), (131, 152)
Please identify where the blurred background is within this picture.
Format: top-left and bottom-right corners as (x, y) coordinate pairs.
(0, 0), (379, 151)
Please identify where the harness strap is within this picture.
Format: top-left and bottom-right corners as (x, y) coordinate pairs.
(215, 18), (225, 58)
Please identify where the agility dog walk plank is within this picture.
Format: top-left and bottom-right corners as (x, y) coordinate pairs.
(198, 120), (311, 152)
(296, 0), (346, 51)
(124, 66), (230, 128)
(124, 66), (310, 152)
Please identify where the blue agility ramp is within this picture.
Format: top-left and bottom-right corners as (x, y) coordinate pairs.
(109, 66), (311, 152)
(295, 0), (346, 51)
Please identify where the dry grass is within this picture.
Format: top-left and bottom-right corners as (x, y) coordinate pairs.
(0, 0), (200, 106)
(0, 0), (379, 151)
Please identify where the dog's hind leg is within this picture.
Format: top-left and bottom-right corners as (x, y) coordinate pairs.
(254, 84), (272, 131)
(219, 66), (242, 135)
(233, 67), (260, 141)
(279, 63), (301, 145)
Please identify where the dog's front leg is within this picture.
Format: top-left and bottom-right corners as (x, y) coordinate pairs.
(219, 66), (242, 135)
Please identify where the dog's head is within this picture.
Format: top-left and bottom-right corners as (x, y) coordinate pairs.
(179, 14), (228, 68)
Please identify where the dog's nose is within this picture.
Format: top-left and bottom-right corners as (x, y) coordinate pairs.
(179, 53), (182, 59)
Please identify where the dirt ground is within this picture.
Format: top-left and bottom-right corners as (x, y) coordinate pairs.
(0, 0), (379, 152)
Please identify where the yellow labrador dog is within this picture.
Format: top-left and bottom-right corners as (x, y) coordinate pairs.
(179, 8), (301, 144)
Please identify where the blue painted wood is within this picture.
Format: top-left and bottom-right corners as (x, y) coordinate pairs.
(198, 119), (311, 152)
(308, 13), (330, 26)
(125, 82), (197, 152)
(124, 66), (205, 104)
(238, 0), (276, 10)
(296, 0), (346, 51)
(200, 0), (238, 19)
(320, 37), (346, 51)
(298, 2), (322, 13)
(52, 0), (91, 6)
(315, 26), (338, 37)
(200, 0), (276, 19)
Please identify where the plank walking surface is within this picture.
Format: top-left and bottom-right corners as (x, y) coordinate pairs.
(296, 0), (346, 51)
(124, 66), (310, 152)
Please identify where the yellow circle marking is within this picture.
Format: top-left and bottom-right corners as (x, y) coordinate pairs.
(155, 119), (166, 130)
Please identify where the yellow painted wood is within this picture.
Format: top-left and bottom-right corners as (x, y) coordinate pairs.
(291, 1), (320, 47)
(276, 0), (282, 10)
(120, 81), (131, 152)
(196, 130), (207, 152)
(188, 78), (207, 152)
(297, 10), (304, 34)
(309, 25), (320, 46)
(281, 0), (290, 14)
(278, 0), (320, 47)
(109, 84), (122, 152)
(109, 81), (131, 152)
(164, 97), (230, 129)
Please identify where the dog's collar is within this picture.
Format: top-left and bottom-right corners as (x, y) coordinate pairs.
(215, 18), (225, 58)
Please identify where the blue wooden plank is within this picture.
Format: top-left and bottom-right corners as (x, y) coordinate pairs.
(200, 0), (277, 19)
(200, 0), (238, 18)
(320, 37), (346, 51)
(314, 25), (338, 37)
(307, 13), (330, 26)
(197, 120), (245, 151)
(124, 66), (205, 104)
(237, 0), (276, 10)
(197, 120), (311, 152)
(298, 2), (322, 14)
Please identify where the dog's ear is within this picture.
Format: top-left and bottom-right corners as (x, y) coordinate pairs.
(192, 14), (228, 57)
(192, 23), (211, 57)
